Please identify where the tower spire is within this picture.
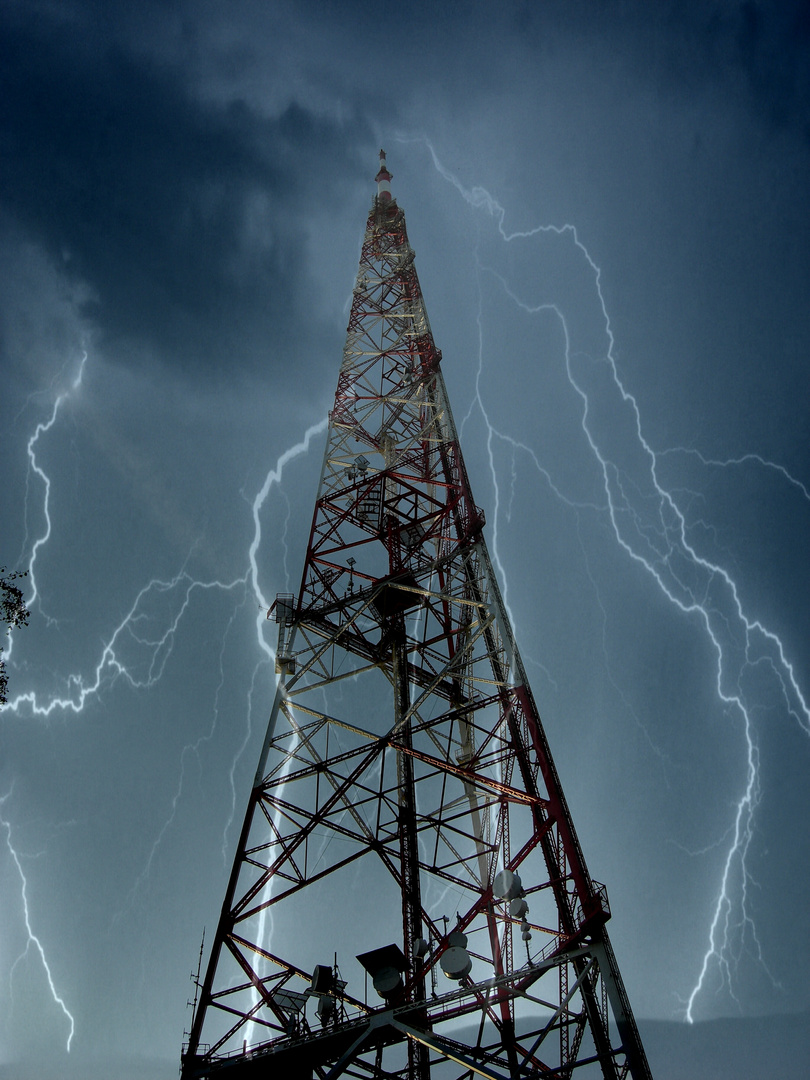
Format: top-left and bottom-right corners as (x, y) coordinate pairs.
(375, 147), (393, 204)
(181, 157), (653, 1080)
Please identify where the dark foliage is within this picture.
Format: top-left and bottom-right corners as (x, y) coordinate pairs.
(1, 568), (29, 704)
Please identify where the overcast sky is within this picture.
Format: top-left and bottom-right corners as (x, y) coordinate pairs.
(1, 2), (809, 1077)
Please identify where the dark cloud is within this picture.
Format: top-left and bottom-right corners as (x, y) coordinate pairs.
(507, 0), (810, 137)
(0, 12), (371, 381)
(728, 1), (810, 132)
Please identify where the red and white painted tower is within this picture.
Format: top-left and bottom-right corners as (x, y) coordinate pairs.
(181, 152), (653, 1079)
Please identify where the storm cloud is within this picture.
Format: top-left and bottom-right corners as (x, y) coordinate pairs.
(1, 2), (808, 1077)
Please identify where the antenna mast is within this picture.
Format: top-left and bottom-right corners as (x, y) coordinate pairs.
(181, 152), (653, 1080)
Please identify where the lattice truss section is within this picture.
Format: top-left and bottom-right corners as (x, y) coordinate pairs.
(182, 191), (652, 1080)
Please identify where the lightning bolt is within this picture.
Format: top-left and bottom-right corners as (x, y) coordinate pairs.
(659, 447), (810, 505)
(1, 357), (89, 1053)
(1, 790), (75, 1051)
(217, 416), (328, 859)
(3, 343), (328, 1044)
(411, 136), (809, 1021)
(6, 353), (87, 658)
(7, 351), (251, 719)
(118, 418), (330, 915)
(5, 567), (251, 717)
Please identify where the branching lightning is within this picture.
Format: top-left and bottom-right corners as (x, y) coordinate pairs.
(6, 137), (806, 1051)
(8, 354), (87, 655)
(5, 567), (249, 717)
(660, 447), (810, 505)
(3, 344), (328, 1047)
(1, 790), (75, 1051)
(218, 418), (327, 859)
(416, 137), (810, 1021)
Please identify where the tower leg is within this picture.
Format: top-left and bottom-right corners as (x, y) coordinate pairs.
(393, 623), (431, 1080)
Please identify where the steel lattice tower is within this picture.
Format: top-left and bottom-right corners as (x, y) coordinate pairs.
(181, 153), (653, 1080)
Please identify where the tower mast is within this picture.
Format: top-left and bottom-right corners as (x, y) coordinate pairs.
(181, 151), (653, 1080)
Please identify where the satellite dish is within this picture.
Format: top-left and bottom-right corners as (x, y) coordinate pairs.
(372, 966), (403, 999)
(509, 897), (529, 919)
(447, 929), (468, 949)
(493, 869), (523, 901)
(440, 946), (472, 982)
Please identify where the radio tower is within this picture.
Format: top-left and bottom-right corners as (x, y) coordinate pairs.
(181, 152), (653, 1079)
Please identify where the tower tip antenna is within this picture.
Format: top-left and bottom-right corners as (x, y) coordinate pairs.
(375, 148), (393, 204)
